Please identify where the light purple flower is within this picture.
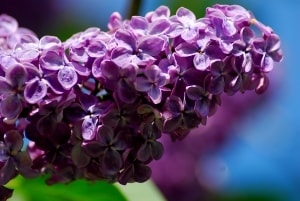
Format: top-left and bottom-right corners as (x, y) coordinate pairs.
(111, 29), (165, 66)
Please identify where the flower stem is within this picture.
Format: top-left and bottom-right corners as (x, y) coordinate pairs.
(127, 0), (143, 18)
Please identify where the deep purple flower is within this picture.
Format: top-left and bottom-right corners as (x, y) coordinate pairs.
(0, 63), (27, 122)
(186, 85), (220, 118)
(93, 60), (137, 103)
(252, 33), (283, 72)
(137, 123), (163, 162)
(135, 65), (169, 104)
(0, 130), (33, 185)
(163, 96), (201, 140)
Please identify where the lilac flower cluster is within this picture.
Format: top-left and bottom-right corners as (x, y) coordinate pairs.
(0, 4), (282, 194)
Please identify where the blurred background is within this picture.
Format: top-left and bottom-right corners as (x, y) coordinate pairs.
(1, 0), (299, 200)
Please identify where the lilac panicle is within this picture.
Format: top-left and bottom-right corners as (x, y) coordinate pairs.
(0, 3), (283, 196)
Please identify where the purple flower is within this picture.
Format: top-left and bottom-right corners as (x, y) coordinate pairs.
(137, 123), (164, 162)
(252, 33), (283, 72)
(0, 63), (27, 122)
(186, 85), (220, 118)
(135, 65), (169, 104)
(205, 4), (252, 37)
(163, 96), (201, 140)
(40, 50), (78, 90)
(111, 29), (165, 66)
(170, 7), (207, 41)
(0, 130), (33, 185)
(128, 15), (171, 37)
(94, 60), (137, 103)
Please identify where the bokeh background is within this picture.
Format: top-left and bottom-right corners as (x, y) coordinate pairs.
(1, 0), (299, 200)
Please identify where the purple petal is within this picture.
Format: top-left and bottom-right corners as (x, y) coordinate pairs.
(6, 63), (27, 87)
(24, 78), (48, 104)
(210, 60), (223, 77)
(0, 94), (22, 119)
(269, 49), (283, 62)
(87, 41), (107, 58)
(129, 16), (148, 34)
(83, 142), (105, 158)
(82, 117), (98, 141)
(111, 47), (134, 66)
(208, 76), (225, 95)
(117, 80), (137, 104)
(57, 66), (78, 90)
(266, 34), (281, 53)
(205, 42), (226, 59)
(193, 53), (210, 71)
(132, 53), (156, 66)
(0, 158), (17, 185)
(255, 74), (269, 94)
(0, 14), (18, 37)
(138, 36), (164, 56)
(0, 78), (12, 93)
(79, 93), (97, 111)
(40, 51), (63, 71)
(181, 28), (198, 41)
(148, 86), (162, 104)
(100, 60), (120, 80)
(222, 17), (236, 36)
(92, 57), (104, 78)
(144, 65), (160, 81)
(241, 27), (255, 44)
(137, 143), (151, 162)
(166, 96), (184, 114)
(156, 73), (168, 87)
(186, 85), (205, 100)
(176, 7), (196, 25)
(43, 74), (65, 94)
(71, 144), (91, 168)
(72, 61), (91, 76)
(107, 12), (123, 30)
(70, 46), (89, 63)
(133, 163), (152, 183)
(50, 122), (71, 145)
(163, 115), (182, 133)
(102, 149), (122, 175)
(0, 185), (13, 200)
(195, 99), (210, 117)
(39, 36), (62, 50)
(175, 42), (198, 57)
(4, 130), (23, 155)
(151, 6), (170, 20)
(149, 19), (170, 35)
(13, 34), (39, 61)
(135, 77), (152, 92)
(261, 55), (274, 72)
(114, 29), (136, 50)
(150, 141), (164, 160)
(97, 125), (114, 145)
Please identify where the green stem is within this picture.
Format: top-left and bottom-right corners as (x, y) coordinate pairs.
(127, 0), (143, 18)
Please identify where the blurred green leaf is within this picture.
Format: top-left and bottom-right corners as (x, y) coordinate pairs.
(116, 180), (167, 201)
(6, 176), (126, 201)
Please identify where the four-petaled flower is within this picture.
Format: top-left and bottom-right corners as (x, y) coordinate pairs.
(135, 65), (169, 104)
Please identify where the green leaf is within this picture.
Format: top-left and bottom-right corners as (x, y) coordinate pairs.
(115, 180), (167, 201)
(6, 176), (126, 201)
